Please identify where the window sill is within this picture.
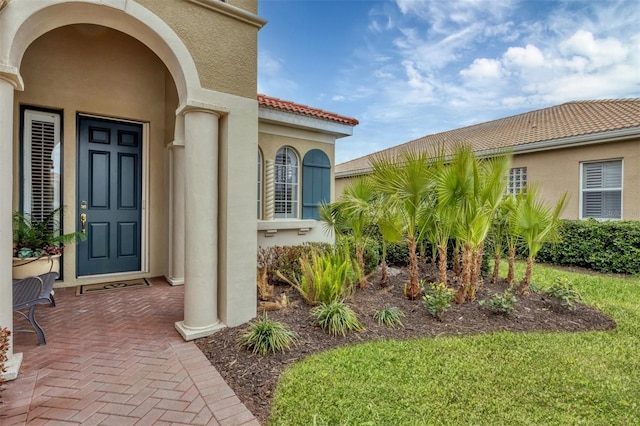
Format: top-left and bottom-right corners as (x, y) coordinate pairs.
(258, 219), (318, 236)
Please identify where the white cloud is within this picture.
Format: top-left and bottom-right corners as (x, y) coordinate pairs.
(503, 44), (545, 69)
(560, 30), (629, 69)
(460, 58), (503, 81)
(332, 95), (346, 101)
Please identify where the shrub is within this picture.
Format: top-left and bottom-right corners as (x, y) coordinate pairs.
(536, 219), (640, 274)
(311, 301), (363, 336)
(479, 291), (517, 315)
(342, 234), (380, 274)
(373, 307), (405, 328)
(545, 277), (582, 311)
(239, 315), (297, 355)
(258, 243), (332, 284)
(277, 243), (359, 305)
(422, 282), (454, 320)
(383, 240), (410, 266)
(1, 327), (10, 389)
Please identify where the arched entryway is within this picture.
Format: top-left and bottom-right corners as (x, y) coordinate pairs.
(1, 0), (262, 380)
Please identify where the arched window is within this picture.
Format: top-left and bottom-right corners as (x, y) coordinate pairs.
(257, 149), (262, 219)
(274, 147), (299, 219)
(302, 149), (331, 219)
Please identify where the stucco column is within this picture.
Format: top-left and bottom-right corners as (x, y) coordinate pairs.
(265, 159), (275, 220)
(0, 74), (22, 380)
(174, 107), (224, 340)
(166, 141), (185, 286)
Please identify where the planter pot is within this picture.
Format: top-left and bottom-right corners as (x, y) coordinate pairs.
(12, 254), (61, 279)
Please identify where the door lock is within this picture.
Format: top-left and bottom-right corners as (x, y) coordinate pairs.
(80, 213), (87, 234)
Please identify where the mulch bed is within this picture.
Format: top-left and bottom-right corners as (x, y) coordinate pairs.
(195, 264), (616, 424)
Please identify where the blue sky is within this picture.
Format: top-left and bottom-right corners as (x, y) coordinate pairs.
(257, 0), (640, 164)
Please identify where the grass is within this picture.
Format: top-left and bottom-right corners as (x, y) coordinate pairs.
(268, 263), (640, 425)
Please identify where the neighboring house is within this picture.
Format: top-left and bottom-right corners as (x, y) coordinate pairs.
(336, 99), (640, 221)
(0, 0), (356, 380)
(257, 94), (358, 247)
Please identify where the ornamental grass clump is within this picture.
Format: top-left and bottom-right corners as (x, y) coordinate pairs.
(277, 242), (359, 305)
(422, 282), (454, 320)
(373, 307), (405, 328)
(545, 277), (582, 311)
(479, 291), (518, 315)
(311, 301), (363, 336)
(239, 315), (297, 355)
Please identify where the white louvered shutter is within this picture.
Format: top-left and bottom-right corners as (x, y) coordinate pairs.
(582, 160), (622, 219)
(23, 110), (61, 223)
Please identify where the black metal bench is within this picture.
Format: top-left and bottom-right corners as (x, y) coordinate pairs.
(12, 272), (58, 345)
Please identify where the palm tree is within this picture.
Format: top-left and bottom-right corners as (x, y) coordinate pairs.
(511, 185), (567, 294)
(369, 149), (433, 299)
(319, 177), (376, 289)
(438, 145), (509, 302)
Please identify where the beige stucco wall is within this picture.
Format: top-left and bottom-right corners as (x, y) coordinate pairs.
(138, 0), (259, 99)
(511, 139), (640, 220)
(258, 122), (337, 247)
(13, 24), (178, 286)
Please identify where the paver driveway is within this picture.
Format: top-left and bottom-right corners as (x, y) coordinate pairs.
(1, 277), (258, 425)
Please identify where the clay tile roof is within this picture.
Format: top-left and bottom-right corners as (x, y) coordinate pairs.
(336, 98), (640, 176)
(258, 94), (359, 126)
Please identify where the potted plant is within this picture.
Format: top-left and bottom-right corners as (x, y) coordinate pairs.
(12, 207), (85, 279)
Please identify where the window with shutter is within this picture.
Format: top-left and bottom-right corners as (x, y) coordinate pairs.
(274, 146), (299, 219)
(302, 150), (331, 220)
(22, 109), (62, 227)
(581, 160), (622, 220)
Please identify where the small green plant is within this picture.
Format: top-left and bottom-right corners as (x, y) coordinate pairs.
(277, 242), (360, 305)
(373, 307), (405, 328)
(422, 282), (454, 320)
(311, 301), (363, 336)
(13, 207), (85, 259)
(545, 277), (582, 310)
(239, 315), (297, 355)
(480, 291), (518, 315)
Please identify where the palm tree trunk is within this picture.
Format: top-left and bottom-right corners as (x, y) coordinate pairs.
(456, 243), (473, 304)
(474, 241), (485, 289)
(356, 245), (367, 289)
(507, 246), (516, 287)
(437, 243), (447, 284)
(519, 256), (534, 295)
(406, 237), (420, 299)
(469, 249), (478, 300)
(492, 255), (501, 284)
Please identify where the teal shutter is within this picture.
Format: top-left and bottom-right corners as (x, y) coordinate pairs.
(302, 150), (331, 219)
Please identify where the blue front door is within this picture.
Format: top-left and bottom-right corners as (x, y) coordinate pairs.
(77, 116), (143, 276)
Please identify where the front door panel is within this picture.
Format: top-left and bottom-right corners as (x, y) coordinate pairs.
(77, 116), (142, 276)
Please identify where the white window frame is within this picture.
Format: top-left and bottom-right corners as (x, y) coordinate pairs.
(507, 167), (527, 195)
(580, 159), (623, 220)
(274, 146), (299, 219)
(22, 109), (62, 221)
(257, 149), (262, 219)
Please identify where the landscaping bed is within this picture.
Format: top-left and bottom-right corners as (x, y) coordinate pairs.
(195, 264), (615, 424)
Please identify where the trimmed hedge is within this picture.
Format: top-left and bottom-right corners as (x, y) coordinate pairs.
(339, 235), (380, 275)
(537, 219), (640, 274)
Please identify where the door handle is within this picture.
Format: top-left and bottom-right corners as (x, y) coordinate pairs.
(80, 213), (87, 234)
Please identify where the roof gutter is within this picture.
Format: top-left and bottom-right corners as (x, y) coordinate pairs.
(336, 126), (640, 178)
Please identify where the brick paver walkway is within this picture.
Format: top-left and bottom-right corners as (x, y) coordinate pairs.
(1, 277), (258, 425)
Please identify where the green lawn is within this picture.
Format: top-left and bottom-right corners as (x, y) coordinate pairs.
(268, 263), (640, 425)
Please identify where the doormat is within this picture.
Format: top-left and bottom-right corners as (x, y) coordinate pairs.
(76, 278), (152, 295)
